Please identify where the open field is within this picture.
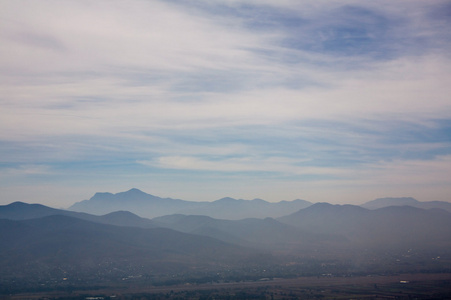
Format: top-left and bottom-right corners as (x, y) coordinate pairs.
(3, 273), (451, 299)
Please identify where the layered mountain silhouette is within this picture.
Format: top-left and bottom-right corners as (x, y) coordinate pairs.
(361, 197), (451, 212)
(2, 193), (451, 291)
(69, 188), (312, 219)
(0, 215), (243, 263)
(278, 202), (451, 250)
(0, 201), (157, 228)
(0, 214), (267, 286)
(152, 214), (333, 250)
(0, 202), (332, 251)
(3, 200), (451, 253)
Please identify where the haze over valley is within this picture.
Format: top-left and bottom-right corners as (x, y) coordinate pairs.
(2, 0), (451, 298)
(1, 189), (451, 297)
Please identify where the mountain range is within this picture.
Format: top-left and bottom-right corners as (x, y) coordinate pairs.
(361, 197), (451, 212)
(0, 214), (262, 289)
(69, 188), (451, 219)
(2, 190), (451, 291)
(2, 196), (451, 253)
(0, 201), (157, 228)
(69, 188), (313, 219)
(278, 202), (451, 250)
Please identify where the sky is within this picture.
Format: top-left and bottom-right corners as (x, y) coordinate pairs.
(1, 0), (451, 207)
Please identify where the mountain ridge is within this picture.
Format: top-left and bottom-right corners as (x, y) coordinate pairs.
(0, 201), (157, 228)
(0, 214), (263, 286)
(277, 203), (451, 250)
(3, 197), (451, 291)
(361, 197), (451, 212)
(69, 188), (313, 219)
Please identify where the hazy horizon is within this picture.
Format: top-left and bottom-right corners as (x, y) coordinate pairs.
(1, 1), (451, 207)
(3, 187), (450, 212)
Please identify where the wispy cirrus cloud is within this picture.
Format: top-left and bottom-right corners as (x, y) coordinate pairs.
(2, 164), (52, 176)
(1, 0), (450, 206)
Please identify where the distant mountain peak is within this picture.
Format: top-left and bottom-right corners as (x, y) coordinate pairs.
(251, 198), (268, 203)
(69, 189), (313, 219)
(361, 197), (419, 210)
(374, 197), (418, 203)
(359, 197), (451, 213)
(6, 201), (29, 207)
(124, 188), (145, 194)
(302, 202), (368, 214)
(87, 189), (156, 203)
(306, 202), (335, 209)
(91, 191), (113, 199)
(215, 197), (238, 202)
(2, 201), (56, 211)
(102, 210), (141, 217)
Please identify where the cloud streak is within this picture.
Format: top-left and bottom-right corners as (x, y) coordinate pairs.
(1, 0), (450, 206)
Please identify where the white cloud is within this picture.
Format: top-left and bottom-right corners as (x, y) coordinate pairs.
(0, 0), (265, 74)
(139, 155), (336, 175)
(0, 164), (52, 177)
(2, 53), (449, 143)
(2, 0), (450, 141)
(1, 0), (450, 205)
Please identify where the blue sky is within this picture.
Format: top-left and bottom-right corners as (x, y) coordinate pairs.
(1, 0), (451, 207)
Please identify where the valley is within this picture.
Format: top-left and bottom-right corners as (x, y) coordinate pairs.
(1, 189), (451, 298)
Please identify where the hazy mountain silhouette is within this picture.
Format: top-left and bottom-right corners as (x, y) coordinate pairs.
(3, 196), (451, 292)
(0, 201), (330, 252)
(278, 203), (451, 250)
(98, 210), (157, 228)
(152, 214), (332, 250)
(5, 199), (451, 253)
(0, 215), (265, 284)
(278, 203), (370, 236)
(361, 197), (451, 212)
(0, 201), (68, 220)
(69, 188), (312, 219)
(0, 201), (157, 228)
(69, 188), (190, 217)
